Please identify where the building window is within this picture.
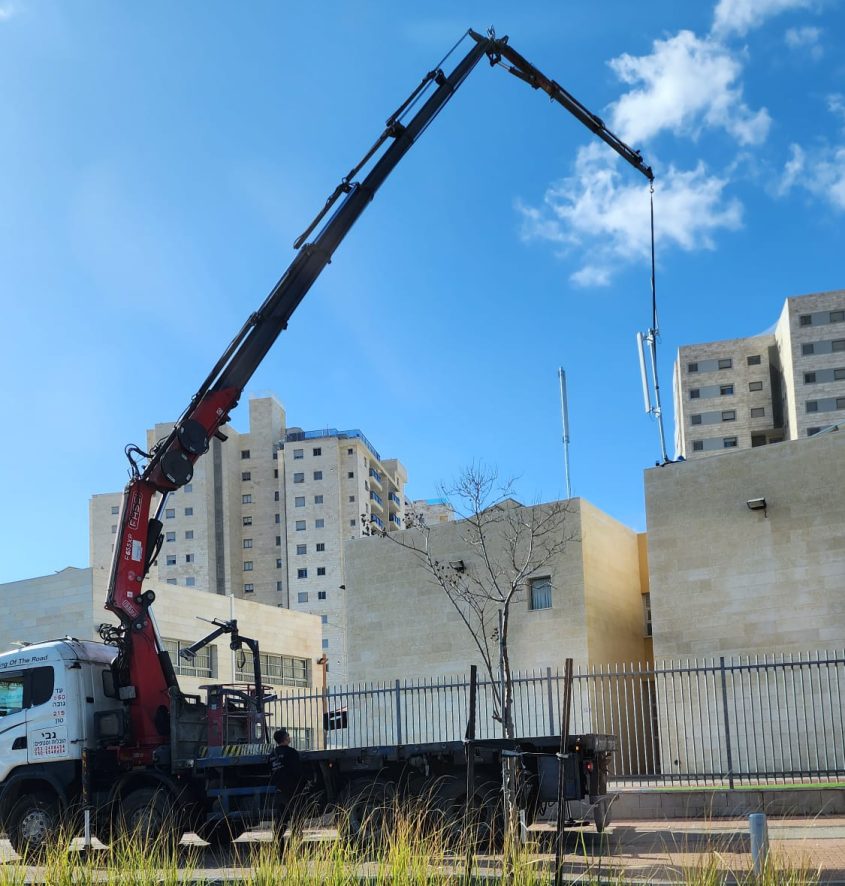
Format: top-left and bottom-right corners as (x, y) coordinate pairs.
(295, 496), (305, 507)
(166, 578), (177, 585)
(242, 471), (251, 482)
(315, 519), (325, 528)
(274, 491), (280, 501)
(296, 520), (306, 531)
(806, 401), (819, 413)
(807, 427), (821, 437)
(184, 507), (193, 517)
(297, 544), (307, 555)
(293, 448), (304, 459)
(163, 638), (214, 679)
(276, 581), (283, 592)
(274, 468), (279, 478)
(831, 310), (845, 323)
(185, 553), (194, 563)
(350, 519), (357, 526)
(802, 343), (815, 356)
(720, 385), (734, 396)
(747, 355), (761, 366)
(244, 583), (254, 593)
(111, 505), (120, 515)
(836, 368), (845, 380)
(244, 561), (253, 571)
(297, 568), (308, 579)
(313, 447), (322, 456)
(800, 314), (812, 326)
(165, 508), (175, 519)
(165, 532), (176, 542)
(293, 473), (304, 484)
(236, 652), (309, 688)
(185, 530), (194, 540)
(750, 407), (765, 418)
(322, 639), (329, 650)
(691, 415), (702, 425)
(687, 362), (699, 373)
(314, 495), (324, 504)
(316, 542), (325, 552)
(833, 339), (845, 352)
(528, 576), (552, 611)
(347, 448), (353, 455)
(642, 593), (652, 637)
(717, 358), (732, 370)
(313, 471), (323, 480)
(243, 516), (252, 527)
(751, 435), (767, 447)
(276, 558), (283, 568)
(321, 615), (328, 624)
(692, 441), (704, 452)
(185, 577), (196, 587)
(298, 592), (308, 603)
(242, 494), (252, 504)
(111, 524), (117, 533)
(349, 495), (356, 502)
(721, 410), (736, 421)
(749, 381), (763, 391)
(317, 567), (326, 576)
(275, 535), (281, 546)
(243, 539), (253, 549)
(184, 483), (192, 492)
(837, 397), (845, 410)
(241, 450), (250, 459)
(689, 389), (700, 399)
(347, 471), (354, 478)
(318, 591), (327, 600)
(803, 371), (817, 384)
(166, 555), (177, 566)
(723, 437), (738, 448)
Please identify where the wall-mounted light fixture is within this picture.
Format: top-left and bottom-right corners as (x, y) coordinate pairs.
(746, 497), (768, 518)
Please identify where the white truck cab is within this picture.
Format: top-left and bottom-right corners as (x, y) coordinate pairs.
(0, 639), (122, 852)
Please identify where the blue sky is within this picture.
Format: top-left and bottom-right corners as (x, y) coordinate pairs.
(1, 0), (843, 583)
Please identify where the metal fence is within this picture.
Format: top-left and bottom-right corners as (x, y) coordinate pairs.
(265, 649), (845, 787)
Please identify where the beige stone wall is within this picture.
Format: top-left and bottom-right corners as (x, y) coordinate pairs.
(645, 430), (845, 659)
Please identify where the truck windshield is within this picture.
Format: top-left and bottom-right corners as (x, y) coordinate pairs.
(0, 674), (24, 717)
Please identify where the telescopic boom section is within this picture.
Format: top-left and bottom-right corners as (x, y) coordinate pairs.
(104, 30), (652, 756)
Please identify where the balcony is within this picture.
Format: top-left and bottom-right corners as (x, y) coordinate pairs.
(371, 514), (385, 530)
(370, 491), (384, 510)
(368, 468), (383, 489)
(389, 491), (401, 507)
(390, 513), (402, 528)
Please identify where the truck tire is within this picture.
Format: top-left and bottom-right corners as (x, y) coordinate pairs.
(338, 778), (395, 845)
(116, 787), (180, 846)
(6, 791), (60, 858)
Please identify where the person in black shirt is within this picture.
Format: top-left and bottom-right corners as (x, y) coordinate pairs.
(269, 728), (303, 835)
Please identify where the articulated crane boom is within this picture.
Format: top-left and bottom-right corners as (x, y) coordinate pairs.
(104, 28), (653, 761)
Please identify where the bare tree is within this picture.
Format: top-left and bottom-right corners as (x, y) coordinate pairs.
(370, 462), (576, 741)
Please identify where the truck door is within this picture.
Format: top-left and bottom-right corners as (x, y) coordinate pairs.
(25, 665), (72, 763)
(0, 670), (29, 781)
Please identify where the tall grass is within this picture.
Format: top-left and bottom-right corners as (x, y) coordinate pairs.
(0, 801), (822, 885)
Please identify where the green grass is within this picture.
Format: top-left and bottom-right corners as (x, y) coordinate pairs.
(0, 801), (822, 885)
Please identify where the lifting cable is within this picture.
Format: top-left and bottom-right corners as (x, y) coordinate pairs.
(647, 179), (670, 464)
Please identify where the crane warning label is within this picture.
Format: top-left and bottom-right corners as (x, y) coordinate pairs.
(31, 727), (67, 758)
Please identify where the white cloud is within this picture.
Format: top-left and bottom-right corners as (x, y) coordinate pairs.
(518, 145), (743, 287)
(828, 93), (845, 126)
(0, 3), (16, 20)
(608, 31), (771, 146)
(712, 0), (816, 37)
(785, 25), (824, 58)
(778, 143), (845, 209)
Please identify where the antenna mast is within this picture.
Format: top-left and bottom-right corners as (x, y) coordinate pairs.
(558, 367), (572, 499)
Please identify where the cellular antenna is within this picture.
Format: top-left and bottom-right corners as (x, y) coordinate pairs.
(558, 367), (572, 499)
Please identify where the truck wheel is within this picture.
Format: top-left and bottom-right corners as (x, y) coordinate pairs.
(338, 778), (395, 845)
(117, 787), (180, 846)
(7, 792), (60, 858)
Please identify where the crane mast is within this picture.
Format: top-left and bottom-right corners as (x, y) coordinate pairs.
(103, 28), (653, 760)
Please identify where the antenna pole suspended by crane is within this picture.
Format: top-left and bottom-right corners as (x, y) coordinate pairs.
(558, 368), (572, 499)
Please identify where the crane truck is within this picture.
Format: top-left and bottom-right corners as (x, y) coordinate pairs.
(0, 28), (652, 854)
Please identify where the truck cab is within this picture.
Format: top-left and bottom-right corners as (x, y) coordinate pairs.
(0, 639), (121, 852)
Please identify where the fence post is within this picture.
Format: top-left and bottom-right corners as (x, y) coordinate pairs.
(719, 656), (735, 789)
(547, 666), (556, 735)
(395, 678), (403, 745)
